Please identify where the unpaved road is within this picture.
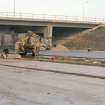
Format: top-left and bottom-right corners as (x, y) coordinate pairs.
(0, 65), (105, 105)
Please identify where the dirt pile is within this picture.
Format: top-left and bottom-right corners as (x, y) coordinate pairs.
(51, 44), (69, 51)
(62, 25), (105, 50)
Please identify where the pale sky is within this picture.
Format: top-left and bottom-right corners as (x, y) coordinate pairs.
(0, 0), (105, 18)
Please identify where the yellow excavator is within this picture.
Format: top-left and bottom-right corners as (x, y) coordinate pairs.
(15, 31), (47, 56)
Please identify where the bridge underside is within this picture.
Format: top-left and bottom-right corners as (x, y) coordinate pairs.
(53, 27), (87, 45)
(0, 25), (46, 50)
(0, 25), (89, 50)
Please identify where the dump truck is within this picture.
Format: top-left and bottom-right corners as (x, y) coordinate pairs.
(15, 31), (47, 56)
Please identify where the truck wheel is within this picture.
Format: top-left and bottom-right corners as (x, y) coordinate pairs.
(32, 51), (35, 56)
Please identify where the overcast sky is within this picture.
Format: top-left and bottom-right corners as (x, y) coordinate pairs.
(0, 0), (104, 18)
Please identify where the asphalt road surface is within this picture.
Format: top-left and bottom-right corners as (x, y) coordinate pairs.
(0, 65), (105, 105)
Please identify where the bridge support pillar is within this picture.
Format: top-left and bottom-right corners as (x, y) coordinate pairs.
(44, 25), (53, 48)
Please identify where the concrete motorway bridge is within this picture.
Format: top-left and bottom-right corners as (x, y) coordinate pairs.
(0, 14), (102, 48)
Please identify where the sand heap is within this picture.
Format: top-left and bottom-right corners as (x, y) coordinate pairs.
(51, 44), (69, 51)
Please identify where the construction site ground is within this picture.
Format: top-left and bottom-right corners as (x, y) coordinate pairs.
(0, 60), (105, 105)
(40, 50), (105, 59)
(0, 58), (105, 79)
(39, 50), (105, 66)
(1, 50), (105, 67)
(0, 50), (105, 105)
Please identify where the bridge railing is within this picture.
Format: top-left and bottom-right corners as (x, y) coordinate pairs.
(0, 12), (105, 23)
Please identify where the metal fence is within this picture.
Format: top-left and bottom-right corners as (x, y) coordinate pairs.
(0, 12), (105, 23)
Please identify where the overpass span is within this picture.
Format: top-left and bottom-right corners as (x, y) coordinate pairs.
(0, 12), (104, 48)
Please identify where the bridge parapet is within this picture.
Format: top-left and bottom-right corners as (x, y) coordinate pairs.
(0, 12), (105, 24)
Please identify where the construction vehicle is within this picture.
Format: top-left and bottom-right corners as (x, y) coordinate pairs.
(15, 31), (47, 56)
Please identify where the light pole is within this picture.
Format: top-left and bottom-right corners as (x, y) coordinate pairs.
(82, 0), (88, 19)
(13, 0), (15, 16)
